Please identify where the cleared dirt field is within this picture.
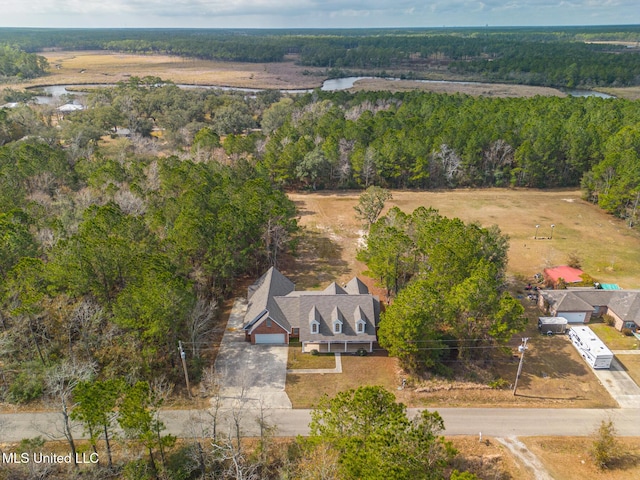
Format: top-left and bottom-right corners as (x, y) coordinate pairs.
(288, 189), (640, 289)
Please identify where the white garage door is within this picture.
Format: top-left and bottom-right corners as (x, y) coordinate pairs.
(255, 334), (286, 344)
(558, 312), (586, 323)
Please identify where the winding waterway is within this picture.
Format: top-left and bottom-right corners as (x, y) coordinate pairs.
(33, 77), (615, 104)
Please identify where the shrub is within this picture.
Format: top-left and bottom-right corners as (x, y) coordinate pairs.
(488, 378), (510, 390)
(622, 328), (633, 337)
(591, 419), (618, 469)
(310, 349), (319, 356)
(604, 315), (615, 327)
(8, 370), (44, 404)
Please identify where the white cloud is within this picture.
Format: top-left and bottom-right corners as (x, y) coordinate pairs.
(0, 0), (636, 27)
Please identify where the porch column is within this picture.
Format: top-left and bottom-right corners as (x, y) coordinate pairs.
(370, 341), (373, 352)
(344, 342), (347, 352)
(328, 342), (331, 353)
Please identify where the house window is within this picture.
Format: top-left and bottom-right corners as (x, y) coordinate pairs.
(311, 323), (318, 334)
(357, 322), (364, 333)
(334, 322), (342, 334)
(266, 318), (272, 328)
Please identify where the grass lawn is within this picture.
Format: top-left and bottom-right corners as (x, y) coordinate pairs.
(589, 322), (640, 351)
(286, 353), (400, 408)
(523, 437), (640, 480)
(616, 355), (640, 388)
(287, 345), (336, 370)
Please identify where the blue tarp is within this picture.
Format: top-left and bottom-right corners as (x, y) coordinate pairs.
(600, 283), (621, 290)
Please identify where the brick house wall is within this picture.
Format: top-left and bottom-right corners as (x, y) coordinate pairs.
(250, 319), (289, 344)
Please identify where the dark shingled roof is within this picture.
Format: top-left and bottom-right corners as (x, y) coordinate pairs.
(243, 268), (379, 342)
(540, 289), (640, 326)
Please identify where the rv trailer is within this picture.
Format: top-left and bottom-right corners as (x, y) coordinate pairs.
(568, 326), (613, 369)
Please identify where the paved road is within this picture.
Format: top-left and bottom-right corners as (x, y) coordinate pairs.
(2, 407), (639, 443)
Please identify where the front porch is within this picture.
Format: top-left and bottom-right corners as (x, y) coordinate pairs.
(302, 340), (374, 354)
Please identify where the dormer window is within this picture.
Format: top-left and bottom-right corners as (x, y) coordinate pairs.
(332, 307), (343, 334)
(309, 306), (321, 335)
(354, 306), (367, 335)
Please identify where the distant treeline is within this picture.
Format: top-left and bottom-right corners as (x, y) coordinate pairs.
(0, 26), (639, 87)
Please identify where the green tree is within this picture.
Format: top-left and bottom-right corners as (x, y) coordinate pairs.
(308, 385), (454, 480)
(71, 378), (124, 468)
(363, 207), (523, 372)
(118, 381), (176, 476)
(353, 185), (392, 228)
(591, 419), (619, 470)
(0, 210), (36, 277)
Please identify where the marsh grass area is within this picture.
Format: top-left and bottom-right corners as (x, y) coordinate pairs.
(9, 50), (326, 90)
(284, 189), (640, 409)
(8, 49), (640, 100)
(349, 78), (569, 98)
(523, 436), (640, 480)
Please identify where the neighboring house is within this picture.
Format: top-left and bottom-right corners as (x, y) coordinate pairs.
(243, 267), (380, 353)
(538, 289), (640, 331)
(57, 103), (84, 113)
(543, 265), (585, 288)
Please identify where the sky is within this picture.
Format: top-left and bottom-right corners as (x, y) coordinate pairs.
(0, 0), (637, 29)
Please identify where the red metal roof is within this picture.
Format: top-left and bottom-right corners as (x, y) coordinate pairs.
(544, 266), (584, 283)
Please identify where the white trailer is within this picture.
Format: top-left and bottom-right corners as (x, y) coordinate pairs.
(568, 326), (613, 369)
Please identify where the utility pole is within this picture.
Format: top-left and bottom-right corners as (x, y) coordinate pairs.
(178, 341), (192, 398)
(513, 337), (529, 396)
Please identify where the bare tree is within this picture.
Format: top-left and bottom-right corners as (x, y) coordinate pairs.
(361, 146), (377, 187)
(189, 297), (217, 359)
(210, 441), (260, 480)
(264, 216), (289, 268)
(254, 396), (277, 465)
(113, 187), (147, 216)
(433, 144), (461, 186)
(45, 360), (96, 467)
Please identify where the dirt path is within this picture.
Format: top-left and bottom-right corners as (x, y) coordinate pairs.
(497, 437), (554, 480)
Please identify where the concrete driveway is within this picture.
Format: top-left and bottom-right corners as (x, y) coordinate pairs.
(214, 298), (292, 409)
(592, 357), (640, 408)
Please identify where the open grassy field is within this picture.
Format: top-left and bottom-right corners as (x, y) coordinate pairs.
(288, 189), (640, 289)
(523, 436), (640, 479)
